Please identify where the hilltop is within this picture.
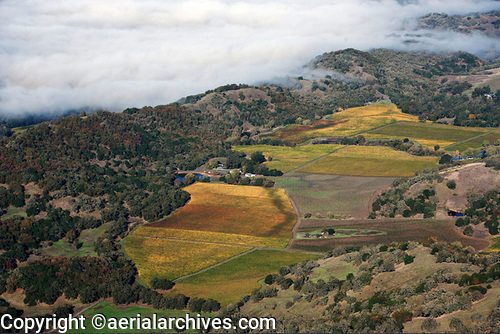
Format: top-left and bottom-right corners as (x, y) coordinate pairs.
(417, 11), (500, 38)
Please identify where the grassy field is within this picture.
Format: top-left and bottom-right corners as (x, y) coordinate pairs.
(476, 72), (500, 92)
(40, 224), (108, 257)
(67, 302), (216, 333)
(364, 121), (491, 148)
(292, 219), (491, 252)
(309, 257), (358, 283)
(265, 102), (417, 144)
(232, 144), (344, 173)
(274, 173), (395, 219)
(149, 183), (296, 239)
(297, 146), (438, 177)
(168, 250), (320, 307)
(445, 129), (500, 151)
(133, 226), (289, 248)
(483, 236), (500, 253)
(11, 125), (34, 135)
(1, 207), (27, 220)
(123, 236), (251, 284)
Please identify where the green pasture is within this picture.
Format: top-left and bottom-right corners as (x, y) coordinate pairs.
(168, 250), (320, 307)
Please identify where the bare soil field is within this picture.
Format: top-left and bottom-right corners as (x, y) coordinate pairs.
(291, 219), (490, 252)
(148, 183), (296, 239)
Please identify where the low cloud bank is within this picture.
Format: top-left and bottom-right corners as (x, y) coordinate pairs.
(1, 0), (499, 117)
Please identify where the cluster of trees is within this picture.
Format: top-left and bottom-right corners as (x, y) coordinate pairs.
(370, 170), (443, 218)
(485, 155), (500, 170)
(0, 182), (26, 211)
(9, 256), (136, 306)
(0, 105), (239, 230)
(12, 269), (221, 313)
(220, 173), (275, 187)
(471, 85), (494, 99)
(150, 278), (175, 290)
(0, 208), (103, 275)
(455, 191), (500, 235)
(225, 151), (283, 176)
(399, 189), (437, 218)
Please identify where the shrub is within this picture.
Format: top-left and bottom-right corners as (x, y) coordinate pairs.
(439, 154), (453, 165)
(455, 218), (468, 227)
(463, 226), (474, 236)
(404, 255), (415, 265)
(392, 308), (413, 324)
(421, 318), (438, 332)
(280, 278), (294, 290)
(188, 297), (205, 312)
(446, 180), (457, 189)
(468, 286), (487, 294)
(150, 278), (175, 291)
(449, 317), (465, 332)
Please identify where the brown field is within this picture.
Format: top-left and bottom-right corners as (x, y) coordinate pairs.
(149, 183), (296, 239)
(133, 226), (289, 248)
(291, 219), (490, 252)
(150, 205), (292, 237)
